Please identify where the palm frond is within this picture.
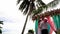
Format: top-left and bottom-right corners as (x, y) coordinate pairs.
(23, 1), (30, 15)
(21, 3), (27, 11)
(19, 0), (26, 10)
(23, 4), (30, 15)
(32, 0), (46, 16)
(37, 0), (46, 6)
(19, 0), (30, 12)
(47, 0), (60, 8)
(33, 0), (60, 16)
(17, 0), (21, 4)
(29, 2), (35, 15)
(33, 5), (47, 16)
(0, 21), (3, 25)
(40, 1), (46, 5)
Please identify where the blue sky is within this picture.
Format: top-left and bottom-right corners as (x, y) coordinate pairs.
(0, 0), (60, 34)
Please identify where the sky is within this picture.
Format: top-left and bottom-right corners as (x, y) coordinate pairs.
(0, 0), (60, 34)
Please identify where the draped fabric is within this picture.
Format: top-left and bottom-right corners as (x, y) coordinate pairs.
(47, 23), (50, 33)
(58, 15), (60, 28)
(46, 16), (56, 34)
(35, 19), (38, 34)
(35, 16), (57, 34)
(52, 14), (60, 29)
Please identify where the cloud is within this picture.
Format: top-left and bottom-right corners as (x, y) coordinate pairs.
(0, 17), (13, 22)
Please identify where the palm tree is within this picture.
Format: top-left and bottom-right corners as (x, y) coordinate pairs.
(17, 0), (60, 34)
(17, 0), (36, 34)
(17, 0), (46, 34)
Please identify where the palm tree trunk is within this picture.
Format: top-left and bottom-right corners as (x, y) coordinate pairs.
(21, 14), (29, 34)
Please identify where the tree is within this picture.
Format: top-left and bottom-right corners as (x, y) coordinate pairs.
(27, 29), (34, 34)
(17, 0), (60, 34)
(0, 21), (3, 34)
(33, 0), (60, 16)
(17, 0), (46, 34)
(0, 21), (3, 28)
